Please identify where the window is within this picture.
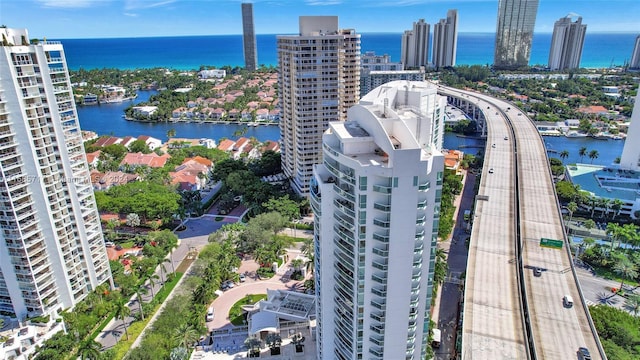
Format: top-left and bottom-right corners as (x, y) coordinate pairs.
(359, 176), (367, 190)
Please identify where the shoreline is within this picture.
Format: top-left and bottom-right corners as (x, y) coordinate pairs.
(123, 117), (279, 126)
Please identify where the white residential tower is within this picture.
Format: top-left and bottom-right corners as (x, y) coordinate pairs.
(311, 80), (445, 360)
(0, 28), (112, 320)
(401, 19), (430, 69)
(548, 15), (587, 71)
(432, 9), (459, 68)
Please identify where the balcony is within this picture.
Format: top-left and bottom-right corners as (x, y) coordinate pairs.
(334, 199), (355, 218)
(418, 180), (430, 191)
(373, 202), (390, 213)
(333, 183), (355, 202)
(371, 272), (387, 284)
(417, 199), (428, 209)
(372, 246), (388, 257)
(372, 232), (389, 243)
(372, 259), (388, 271)
(372, 184), (392, 194)
(415, 216), (426, 226)
(369, 345), (384, 358)
(370, 299), (386, 310)
(371, 286), (387, 297)
(370, 334), (384, 347)
(373, 218), (390, 228)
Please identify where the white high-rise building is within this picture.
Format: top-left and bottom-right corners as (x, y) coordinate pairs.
(630, 35), (640, 70)
(311, 80), (445, 360)
(0, 28), (112, 320)
(432, 9), (459, 68)
(494, 0), (539, 69)
(277, 16), (360, 195)
(548, 15), (587, 71)
(401, 19), (430, 68)
(620, 91), (640, 171)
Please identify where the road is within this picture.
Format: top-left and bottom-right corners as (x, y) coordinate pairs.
(438, 87), (605, 360)
(434, 171), (476, 360)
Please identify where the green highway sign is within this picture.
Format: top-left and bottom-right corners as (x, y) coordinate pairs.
(540, 238), (563, 249)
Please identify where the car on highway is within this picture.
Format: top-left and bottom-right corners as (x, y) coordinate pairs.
(563, 294), (574, 308)
(504, 136), (508, 140)
(577, 347), (591, 360)
(488, 168), (494, 174)
(533, 267), (542, 277)
(491, 143), (496, 148)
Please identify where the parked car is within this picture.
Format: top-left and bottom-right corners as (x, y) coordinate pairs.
(239, 273), (246, 282)
(221, 280), (235, 291)
(105, 242), (115, 247)
(206, 306), (214, 322)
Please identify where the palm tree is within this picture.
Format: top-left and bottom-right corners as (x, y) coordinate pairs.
(588, 150), (599, 164)
(77, 339), (102, 360)
(265, 332), (282, 355)
(173, 322), (199, 349)
(167, 128), (176, 139)
(566, 201), (578, 226)
(606, 222), (621, 250)
(244, 337), (262, 356)
(625, 294), (640, 316)
(114, 298), (131, 341)
(159, 257), (171, 286)
(611, 199), (623, 220)
(613, 259), (638, 291)
(559, 150), (569, 164)
(578, 147), (587, 162)
(582, 237), (596, 249)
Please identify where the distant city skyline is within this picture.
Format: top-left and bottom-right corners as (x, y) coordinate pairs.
(1, 0), (638, 39)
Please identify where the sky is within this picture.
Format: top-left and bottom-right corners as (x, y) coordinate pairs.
(1, 0), (638, 39)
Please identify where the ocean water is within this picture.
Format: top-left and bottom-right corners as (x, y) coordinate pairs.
(59, 32), (638, 71)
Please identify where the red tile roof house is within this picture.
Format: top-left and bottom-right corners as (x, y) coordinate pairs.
(261, 140), (280, 153)
(94, 136), (122, 148)
(256, 108), (269, 121)
(85, 150), (101, 168)
(120, 152), (171, 169)
(172, 107), (188, 119)
(169, 158), (211, 191)
(211, 108), (226, 120)
(217, 139), (236, 152)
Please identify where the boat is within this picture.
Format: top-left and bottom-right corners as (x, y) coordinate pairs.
(564, 131), (587, 138)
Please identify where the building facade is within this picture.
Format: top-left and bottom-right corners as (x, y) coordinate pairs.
(630, 35), (640, 70)
(548, 15), (587, 71)
(432, 9), (459, 68)
(311, 80), (445, 360)
(620, 91), (640, 171)
(361, 51), (404, 72)
(401, 19), (430, 69)
(360, 69), (426, 98)
(494, 0), (539, 70)
(0, 28), (112, 320)
(241, 3), (258, 71)
(277, 16), (360, 195)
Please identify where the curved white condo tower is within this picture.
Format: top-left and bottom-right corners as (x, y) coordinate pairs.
(311, 81), (445, 359)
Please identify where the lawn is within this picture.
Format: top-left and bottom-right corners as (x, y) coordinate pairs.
(229, 294), (267, 326)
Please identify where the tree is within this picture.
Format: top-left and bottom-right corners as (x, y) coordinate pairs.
(588, 150), (599, 164)
(265, 332), (282, 355)
(77, 339), (102, 360)
(613, 259), (638, 291)
(559, 150), (569, 164)
(173, 322), (199, 349)
(566, 201), (578, 226)
(244, 337), (262, 357)
(167, 128), (177, 139)
(625, 294), (640, 316)
(169, 347), (189, 360)
(262, 195), (301, 221)
(578, 147), (587, 162)
(126, 213), (141, 227)
(114, 298), (131, 341)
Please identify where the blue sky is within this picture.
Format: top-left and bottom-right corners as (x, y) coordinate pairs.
(1, 0), (638, 39)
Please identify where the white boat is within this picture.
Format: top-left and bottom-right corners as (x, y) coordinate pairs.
(565, 131), (588, 138)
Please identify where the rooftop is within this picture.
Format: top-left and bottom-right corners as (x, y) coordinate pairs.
(567, 163), (640, 201)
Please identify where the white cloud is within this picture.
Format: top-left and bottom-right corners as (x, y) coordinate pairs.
(35, 0), (108, 8)
(124, 0), (177, 10)
(124, 12), (138, 17)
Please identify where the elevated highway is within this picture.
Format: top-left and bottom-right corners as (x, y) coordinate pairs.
(437, 86), (606, 360)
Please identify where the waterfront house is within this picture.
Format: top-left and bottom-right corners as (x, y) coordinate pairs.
(137, 135), (162, 150)
(120, 136), (136, 148)
(132, 105), (158, 117)
(82, 130), (98, 141)
(217, 139), (236, 152)
(94, 136), (122, 147)
(211, 108), (225, 120)
(83, 93), (98, 105)
(443, 149), (464, 175)
(198, 69), (226, 79)
(256, 108), (269, 121)
(261, 141), (280, 153)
